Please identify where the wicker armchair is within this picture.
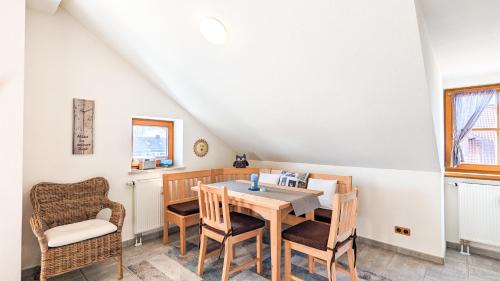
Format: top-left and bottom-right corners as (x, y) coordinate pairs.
(30, 177), (125, 281)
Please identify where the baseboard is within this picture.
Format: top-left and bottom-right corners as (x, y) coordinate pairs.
(446, 241), (500, 260)
(357, 236), (445, 265)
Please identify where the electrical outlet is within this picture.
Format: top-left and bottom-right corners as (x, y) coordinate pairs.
(394, 226), (411, 236)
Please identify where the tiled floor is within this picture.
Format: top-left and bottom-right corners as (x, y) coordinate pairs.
(24, 227), (500, 281)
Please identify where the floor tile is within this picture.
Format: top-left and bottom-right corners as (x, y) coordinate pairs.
(468, 253), (500, 273)
(383, 254), (428, 281)
(469, 266), (500, 281)
(356, 245), (394, 276)
(424, 258), (467, 281)
(445, 249), (468, 264)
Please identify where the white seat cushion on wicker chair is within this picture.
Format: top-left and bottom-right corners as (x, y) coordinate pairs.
(45, 219), (117, 247)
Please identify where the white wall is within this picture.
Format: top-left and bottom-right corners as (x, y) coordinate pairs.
(251, 160), (445, 258)
(22, 9), (235, 269)
(443, 71), (500, 89)
(0, 0), (25, 278)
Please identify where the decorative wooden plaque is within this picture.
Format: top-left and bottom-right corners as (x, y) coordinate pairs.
(73, 98), (95, 154)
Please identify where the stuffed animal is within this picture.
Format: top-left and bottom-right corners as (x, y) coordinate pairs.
(233, 154), (249, 168)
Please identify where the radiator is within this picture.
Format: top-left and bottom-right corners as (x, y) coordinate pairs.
(131, 178), (164, 236)
(458, 183), (500, 248)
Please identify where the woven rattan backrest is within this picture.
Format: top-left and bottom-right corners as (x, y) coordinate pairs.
(30, 177), (110, 228)
(198, 183), (231, 233)
(327, 190), (358, 249)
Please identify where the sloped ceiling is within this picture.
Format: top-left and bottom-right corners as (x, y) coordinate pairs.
(420, 0), (500, 80)
(61, 0), (440, 171)
(27, 0), (61, 14)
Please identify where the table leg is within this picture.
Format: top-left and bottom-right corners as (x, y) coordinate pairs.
(306, 210), (314, 273)
(270, 209), (282, 281)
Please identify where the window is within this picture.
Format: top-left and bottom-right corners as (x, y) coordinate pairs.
(445, 84), (500, 174)
(131, 118), (174, 168)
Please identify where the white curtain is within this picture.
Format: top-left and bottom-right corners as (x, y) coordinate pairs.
(452, 89), (496, 167)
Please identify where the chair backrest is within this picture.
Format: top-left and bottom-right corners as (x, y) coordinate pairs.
(211, 168), (262, 183)
(309, 173), (352, 193)
(327, 190), (358, 249)
(30, 177), (110, 228)
(198, 183), (231, 233)
(163, 170), (212, 206)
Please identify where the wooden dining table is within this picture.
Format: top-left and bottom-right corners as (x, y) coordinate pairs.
(192, 180), (323, 281)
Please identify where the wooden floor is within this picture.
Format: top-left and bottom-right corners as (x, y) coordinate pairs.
(22, 226), (500, 281)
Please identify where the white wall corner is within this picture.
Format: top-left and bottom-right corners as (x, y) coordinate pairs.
(27, 0), (61, 15)
(414, 0), (445, 173)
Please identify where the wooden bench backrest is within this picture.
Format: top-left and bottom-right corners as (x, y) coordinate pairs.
(308, 173), (352, 194)
(163, 170), (212, 206)
(211, 168), (262, 183)
(163, 169), (353, 206)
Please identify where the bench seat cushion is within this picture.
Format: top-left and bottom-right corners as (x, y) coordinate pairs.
(282, 220), (330, 251)
(289, 208), (332, 224)
(167, 200), (199, 216)
(45, 219), (117, 248)
(314, 208), (332, 223)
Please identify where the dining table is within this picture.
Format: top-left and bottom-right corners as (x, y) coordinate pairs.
(192, 180), (323, 281)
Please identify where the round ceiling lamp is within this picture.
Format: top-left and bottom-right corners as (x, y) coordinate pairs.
(199, 17), (227, 45)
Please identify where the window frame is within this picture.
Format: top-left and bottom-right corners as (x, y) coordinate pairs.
(444, 83), (500, 175)
(131, 118), (174, 168)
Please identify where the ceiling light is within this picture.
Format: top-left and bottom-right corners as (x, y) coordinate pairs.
(199, 17), (227, 45)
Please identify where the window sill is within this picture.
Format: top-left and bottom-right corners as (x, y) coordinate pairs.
(129, 166), (186, 175)
(445, 171), (500, 181)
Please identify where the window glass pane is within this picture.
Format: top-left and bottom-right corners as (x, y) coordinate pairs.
(132, 125), (168, 159)
(460, 131), (497, 165)
(473, 95), (497, 129)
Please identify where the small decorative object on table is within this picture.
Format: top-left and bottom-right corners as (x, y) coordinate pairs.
(249, 173), (259, 191)
(233, 154), (249, 168)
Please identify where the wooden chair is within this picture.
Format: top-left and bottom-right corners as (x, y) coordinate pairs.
(283, 190), (359, 281)
(197, 183), (265, 281)
(30, 177), (125, 281)
(163, 170), (212, 255)
(309, 173), (352, 223)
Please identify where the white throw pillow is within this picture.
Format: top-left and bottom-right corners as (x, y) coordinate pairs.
(259, 173), (281, 185)
(307, 178), (337, 209)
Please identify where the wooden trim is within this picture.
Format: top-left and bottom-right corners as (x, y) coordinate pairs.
(445, 172), (500, 181)
(131, 118), (174, 167)
(444, 84), (500, 173)
(445, 83), (500, 94)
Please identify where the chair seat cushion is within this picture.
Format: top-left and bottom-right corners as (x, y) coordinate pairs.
(282, 220), (330, 251)
(314, 208), (332, 223)
(230, 212), (266, 236)
(204, 212), (265, 236)
(45, 219), (118, 248)
(167, 200), (199, 216)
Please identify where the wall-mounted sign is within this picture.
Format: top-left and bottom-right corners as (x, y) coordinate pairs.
(73, 98), (95, 155)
